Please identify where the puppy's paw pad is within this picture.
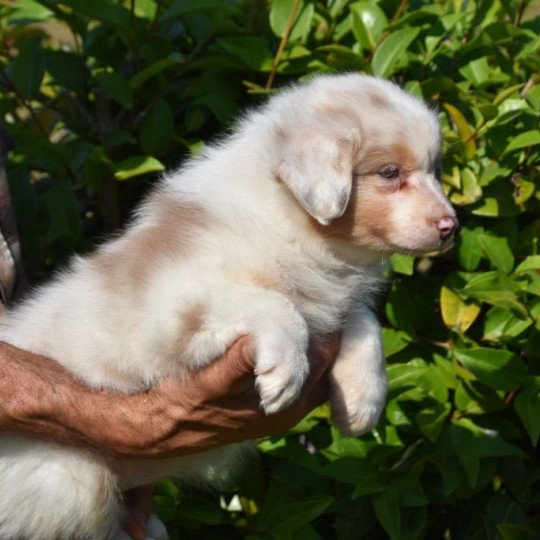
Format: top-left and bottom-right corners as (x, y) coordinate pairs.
(255, 342), (309, 414)
(333, 401), (384, 437)
(331, 383), (387, 436)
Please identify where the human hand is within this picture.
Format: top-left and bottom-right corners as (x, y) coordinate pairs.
(108, 333), (340, 458)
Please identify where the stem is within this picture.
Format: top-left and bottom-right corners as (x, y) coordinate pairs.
(391, 0), (410, 23)
(514, 0), (527, 26)
(265, 0), (301, 90)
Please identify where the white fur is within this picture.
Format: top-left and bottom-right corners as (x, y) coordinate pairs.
(0, 74), (456, 539)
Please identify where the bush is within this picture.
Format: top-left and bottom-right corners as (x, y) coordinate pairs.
(1, 0), (539, 538)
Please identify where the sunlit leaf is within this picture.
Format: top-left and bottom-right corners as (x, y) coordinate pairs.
(371, 27), (420, 78)
(114, 156), (165, 180)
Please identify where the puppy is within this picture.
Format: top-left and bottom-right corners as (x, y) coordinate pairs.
(0, 74), (457, 539)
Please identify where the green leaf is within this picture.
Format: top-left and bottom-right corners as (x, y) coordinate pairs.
(497, 524), (531, 540)
(371, 487), (401, 540)
(9, 36), (45, 100)
(443, 103), (477, 159)
(46, 182), (81, 243)
(478, 233), (515, 273)
(391, 254), (415, 276)
(514, 377), (540, 445)
(216, 37), (273, 71)
(514, 256), (540, 274)
(459, 57), (490, 87)
(453, 348), (523, 391)
(93, 69), (133, 108)
(114, 156), (164, 180)
(371, 27), (420, 78)
(450, 167), (482, 205)
(504, 130), (540, 154)
(159, 0), (226, 21)
(139, 99), (174, 157)
(458, 226), (484, 271)
(351, 0), (388, 50)
(394, 470), (427, 507)
(416, 402), (452, 442)
(6, 0), (53, 23)
(129, 53), (184, 89)
(270, 0), (314, 41)
(44, 50), (86, 95)
(483, 307), (532, 341)
(461, 271), (527, 314)
(259, 496), (333, 535)
(323, 458), (384, 497)
(387, 359), (429, 392)
(58, 0), (130, 30)
(382, 328), (410, 357)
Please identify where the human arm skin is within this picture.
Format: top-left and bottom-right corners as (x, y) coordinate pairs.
(0, 335), (340, 458)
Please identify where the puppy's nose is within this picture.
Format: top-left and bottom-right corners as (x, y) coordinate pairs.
(437, 216), (457, 239)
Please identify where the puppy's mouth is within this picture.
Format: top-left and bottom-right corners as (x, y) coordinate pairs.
(388, 233), (457, 257)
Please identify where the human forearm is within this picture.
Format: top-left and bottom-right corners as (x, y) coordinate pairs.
(0, 340), (136, 453)
(0, 335), (339, 457)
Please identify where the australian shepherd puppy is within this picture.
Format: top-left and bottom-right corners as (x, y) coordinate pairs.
(0, 73), (456, 539)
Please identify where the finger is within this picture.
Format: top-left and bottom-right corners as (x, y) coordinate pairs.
(305, 333), (341, 384)
(122, 485), (154, 540)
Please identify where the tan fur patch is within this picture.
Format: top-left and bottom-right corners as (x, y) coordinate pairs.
(249, 270), (283, 292)
(368, 91), (390, 109)
(160, 302), (207, 367)
(315, 179), (394, 250)
(91, 193), (209, 291)
(390, 143), (418, 171)
(356, 143), (418, 175)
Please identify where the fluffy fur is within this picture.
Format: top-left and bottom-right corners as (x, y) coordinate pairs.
(0, 74), (456, 539)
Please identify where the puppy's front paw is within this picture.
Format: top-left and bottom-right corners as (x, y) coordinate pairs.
(331, 371), (387, 436)
(254, 319), (310, 415)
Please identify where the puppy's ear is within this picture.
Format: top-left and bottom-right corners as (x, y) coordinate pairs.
(276, 124), (359, 225)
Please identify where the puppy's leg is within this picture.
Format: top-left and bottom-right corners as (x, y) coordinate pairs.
(0, 436), (121, 540)
(183, 286), (310, 415)
(330, 306), (387, 436)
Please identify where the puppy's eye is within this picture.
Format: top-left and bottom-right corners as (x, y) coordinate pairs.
(378, 166), (400, 179)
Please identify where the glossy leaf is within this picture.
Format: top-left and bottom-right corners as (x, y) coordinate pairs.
(371, 27), (420, 78)
(440, 285), (481, 332)
(351, 0), (388, 50)
(114, 156), (165, 180)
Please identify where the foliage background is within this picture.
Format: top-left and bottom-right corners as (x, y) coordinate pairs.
(0, 0), (539, 538)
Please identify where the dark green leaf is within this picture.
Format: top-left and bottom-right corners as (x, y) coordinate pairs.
(9, 36), (45, 100)
(371, 488), (401, 540)
(453, 348), (524, 391)
(139, 98), (175, 157)
(92, 69), (133, 108)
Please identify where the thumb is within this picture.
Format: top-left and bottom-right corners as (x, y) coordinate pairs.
(194, 336), (256, 396)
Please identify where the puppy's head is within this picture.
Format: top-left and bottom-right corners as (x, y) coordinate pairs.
(273, 74), (457, 256)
